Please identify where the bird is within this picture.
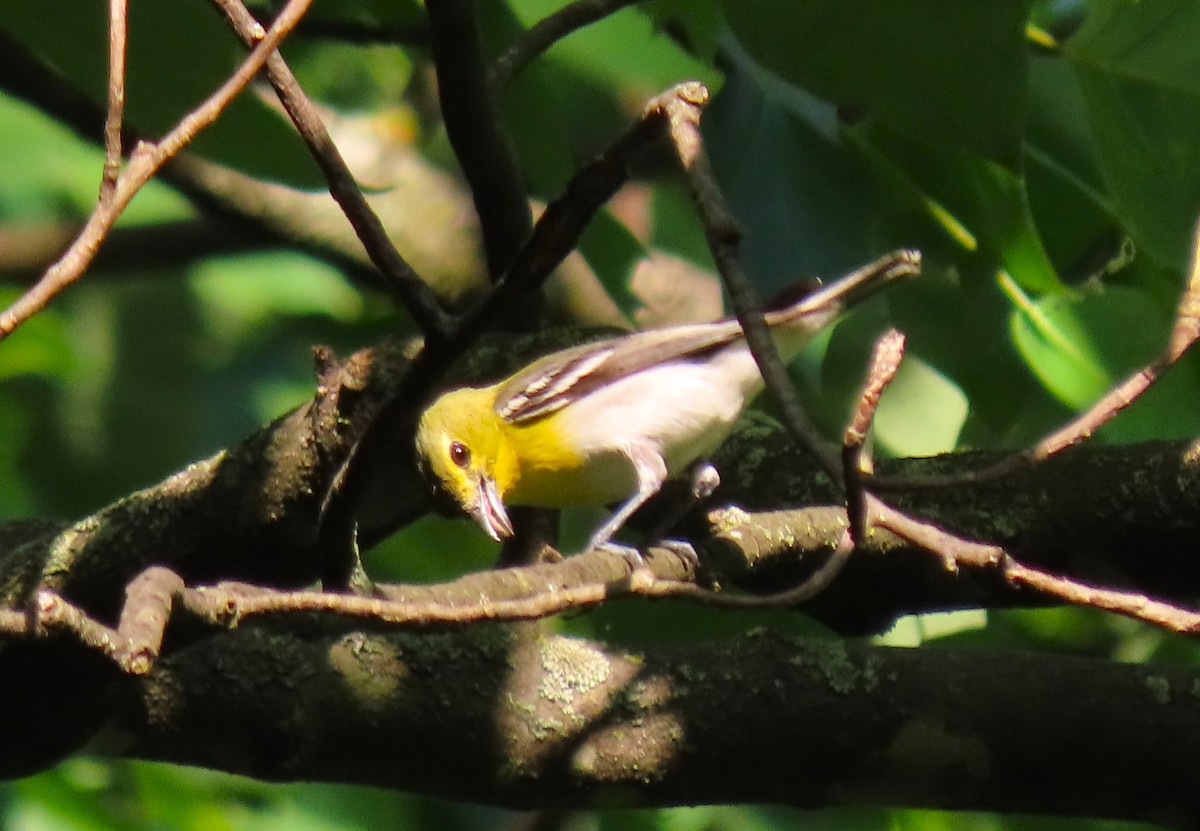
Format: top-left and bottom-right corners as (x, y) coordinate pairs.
(414, 249), (920, 554)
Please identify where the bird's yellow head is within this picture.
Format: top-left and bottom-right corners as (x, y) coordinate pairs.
(414, 385), (517, 542)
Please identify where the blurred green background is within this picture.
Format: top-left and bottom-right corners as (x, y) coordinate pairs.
(1, 0), (1198, 827)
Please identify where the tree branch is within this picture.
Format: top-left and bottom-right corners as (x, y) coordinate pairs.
(210, 0), (451, 337)
(426, 0), (533, 284)
(15, 621), (1200, 824)
(490, 0), (645, 89)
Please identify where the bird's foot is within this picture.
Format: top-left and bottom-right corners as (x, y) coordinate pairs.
(591, 541), (654, 576)
(689, 462), (720, 501)
(654, 538), (701, 570)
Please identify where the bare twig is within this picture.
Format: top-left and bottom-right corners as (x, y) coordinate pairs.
(209, 0), (451, 338)
(101, 0), (128, 197)
(843, 329), (905, 542)
(639, 529), (856, 608)
(869, 497), (1005, 573)
(427, 0), (533, 284)
(1005, 560), (1200, 634)
(453, 86), (682, 338)
(657, 82), (844, 482)
(490, 0), (645, 89)
(651, 81), (1200, 637)
(1025, 221), (1200, 459)
(0, 0), (314, 341)
(17, 526), (850, 677)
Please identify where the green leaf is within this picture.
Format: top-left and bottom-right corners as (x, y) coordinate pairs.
(1067, 0), (1200, 96)
(1005, 279), (1188, 427)
(873, 355), (969, 457)
(485, 0), (719, 197)
(721, 0), (1033, 162)
(1024, 55), (1126, 280)
(0, 0), (323, 187)
(1071, 69), (1200, 267)
(0, 289), (74, 381)
(702, 55), (891, 295)
(850, 124), (1063, 293)
(1007, 281), (1110, 409)
(189, 251), (366, 345)
(874, 610), (989, 647)
(1064, 0), (1200, 266)
(643, 0), (727, 63)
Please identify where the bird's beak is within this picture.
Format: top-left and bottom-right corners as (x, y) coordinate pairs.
(469, 474), (514, 542)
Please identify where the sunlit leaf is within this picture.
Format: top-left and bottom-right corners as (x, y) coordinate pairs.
(504, 0), (719, 93)
(850, 124), (1062, 293)
(873, 355), (969, 457)
(1007, 280), (1110, 409)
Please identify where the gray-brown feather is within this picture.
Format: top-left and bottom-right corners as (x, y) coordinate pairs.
(495, 322), (746, 424)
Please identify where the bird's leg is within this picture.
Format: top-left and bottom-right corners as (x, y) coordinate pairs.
(637, 461), (719, 571)
(584, 442), (667, 560)
(642, 461), (719, 542)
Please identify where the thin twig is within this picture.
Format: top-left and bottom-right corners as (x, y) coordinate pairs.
(868, 496), (1005, 573)
(1004, 560), (1200, 634)
(0, 0), (314, 341)
(101, 0), (128, 197)
(864, 493), (1200, 632)
(490, 0), (644, 89)
(1026, 220), (1200, 458)
(843, 329), (905, 542)
(500, 79), (1200, 637)
(639, 529), (856, 608)
(451, 87), (679, 341)
(33, 591), (122, 659)
(427, 0), (533, 284)
(209, 0), (451, 338)
(657, 82), (843, 483)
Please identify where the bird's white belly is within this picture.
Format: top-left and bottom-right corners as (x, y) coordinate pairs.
(557, 344), (764, 480)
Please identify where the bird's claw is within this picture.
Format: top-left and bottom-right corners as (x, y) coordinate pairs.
(591, 541), (651, 574)
(655, 539), (701, 570)
(689, 463), (720, 501)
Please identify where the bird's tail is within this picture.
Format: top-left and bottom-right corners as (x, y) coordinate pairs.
(765, 248), (922, 329)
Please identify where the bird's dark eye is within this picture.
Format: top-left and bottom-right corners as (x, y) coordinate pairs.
(449, 441), (471, 469)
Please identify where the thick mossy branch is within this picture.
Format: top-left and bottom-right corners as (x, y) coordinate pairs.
(706, 416), (1200, 632)
(107, 623), (1200, 825)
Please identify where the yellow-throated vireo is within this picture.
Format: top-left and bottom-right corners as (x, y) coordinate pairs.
(415, 249), (920, 552)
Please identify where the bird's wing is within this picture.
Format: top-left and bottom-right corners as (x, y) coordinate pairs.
(495, 320), (744, 424)
(496, 249), (922, 424)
